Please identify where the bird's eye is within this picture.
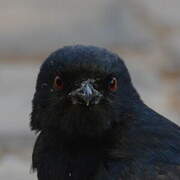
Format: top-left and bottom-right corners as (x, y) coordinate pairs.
(53, 76), (64, 90)
(108, 77), (118, 92)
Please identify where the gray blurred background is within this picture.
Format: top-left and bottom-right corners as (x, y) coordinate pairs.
(0, 0), (180, 179)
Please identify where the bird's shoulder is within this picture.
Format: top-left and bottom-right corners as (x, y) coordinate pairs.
(106, 104), (180, 179)
(105, 158), (180, 180)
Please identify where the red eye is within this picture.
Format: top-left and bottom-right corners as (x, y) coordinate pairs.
(108, 77), (118, 92)
(53, 76), (64, 90)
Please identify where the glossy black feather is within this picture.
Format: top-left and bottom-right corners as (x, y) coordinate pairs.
(31, 45), (180, 180)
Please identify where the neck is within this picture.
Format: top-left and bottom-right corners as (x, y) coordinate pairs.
(34, 129), (109, 179)
(33, 118), (135, 180)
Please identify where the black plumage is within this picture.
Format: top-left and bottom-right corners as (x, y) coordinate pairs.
(31, 45), (180, 180)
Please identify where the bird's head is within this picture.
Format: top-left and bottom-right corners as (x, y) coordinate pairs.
(31, 45), (140, 138)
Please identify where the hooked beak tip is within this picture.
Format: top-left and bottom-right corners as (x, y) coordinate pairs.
(86, 101), (90, 106)
(68, 80), (103, 106)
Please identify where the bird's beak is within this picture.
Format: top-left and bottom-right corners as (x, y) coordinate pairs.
(68, 80), (102, 106)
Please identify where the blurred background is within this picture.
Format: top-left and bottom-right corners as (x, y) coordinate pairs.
(0, 0), (180, 179)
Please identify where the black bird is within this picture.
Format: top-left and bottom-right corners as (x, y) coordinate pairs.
(31, 45), (180, 180)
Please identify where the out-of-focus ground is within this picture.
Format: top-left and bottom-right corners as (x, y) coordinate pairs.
(0, 0), (180, 179)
